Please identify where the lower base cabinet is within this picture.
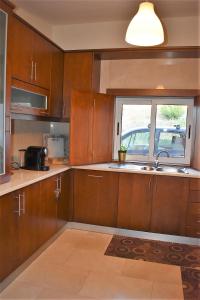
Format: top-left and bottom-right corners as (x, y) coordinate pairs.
(117, 173), (153, 231)
(150, 176), (189, 236)
(73, 169), (118, 226)
(0, 171), (69, 282)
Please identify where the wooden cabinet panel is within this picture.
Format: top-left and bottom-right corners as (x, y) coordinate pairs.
(0, 193), (20, 281)
(49, 46), (64, 118)
(69, 90), (93, 165)
(69, 91), (114, 165)
(150, 176), (189, 235)
(13, 184), (41, 262)
(63, 52), (100, 118)
(189, 178), (200, 191)
(33, 32), (52, 90)
(10, 16), (33, 84)
(39, 176), (58, 243)
(74, 170), (118, 226)
(92, 93), (114, 163)
(117, 173), (153, 231)
(57, 172), (69, 229)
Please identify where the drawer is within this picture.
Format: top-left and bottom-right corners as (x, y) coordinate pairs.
(185, 226), (200, 238)
(190, 179), (200, 191)
(187, 202), (200, 215)
(188, 191), (200, 203)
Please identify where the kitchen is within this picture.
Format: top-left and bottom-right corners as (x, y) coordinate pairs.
(0, 0), (199, 299)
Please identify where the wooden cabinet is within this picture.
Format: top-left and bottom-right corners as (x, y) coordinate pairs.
(10, 16), (52, 90)
(69, 90), (114, 165)
(49, 45), (64, 118)
(0, 193), (19, 281)
(0, 171), (69, 282)
(73, 169), (118, 226)
(63, 52), (100, 118)
(117, 173), (153, 231)
(9, 15), (64, 118)
(57, 172), (69, 229)
(150, 176), (189, 236)
(185, 178), (200, 238)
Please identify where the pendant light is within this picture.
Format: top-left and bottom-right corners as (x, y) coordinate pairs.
(125, 1), (164, 46)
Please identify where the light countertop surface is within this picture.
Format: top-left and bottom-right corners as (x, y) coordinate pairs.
(0, 163), (199, 197)
(0, 165), (70, 197)
(73, 163), (200, 179)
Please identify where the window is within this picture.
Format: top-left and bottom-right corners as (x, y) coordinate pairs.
(114, 97), (194, 165)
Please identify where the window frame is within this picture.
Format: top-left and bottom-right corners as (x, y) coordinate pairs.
(114, 96), (194, 165)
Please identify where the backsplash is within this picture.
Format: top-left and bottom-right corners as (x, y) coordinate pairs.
(11, 120), (69, 163)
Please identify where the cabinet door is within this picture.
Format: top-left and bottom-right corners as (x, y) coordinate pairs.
(0, 193), (20, 281)
(92, 93), (114, 163)
(63, 52), (100, 118)
(74, 170), (118, 226)
(49, 45), (64, 118)
(69, 90), (93, 165)
(10, 16), (33, 84)
(117, 173), (153, 231)
(151, 176), (189, 235)
(57, 172), (69, 229)
(33, 32), (52, 90)
(17, 183), (42, 262)
(39, 176), (57, 243)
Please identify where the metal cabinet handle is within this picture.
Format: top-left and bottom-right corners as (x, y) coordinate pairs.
(34, 62), (37, 81)
(148, 176), (153, 190)
(88, 175), (103, 178)
(59, 176), (62, 192)
(14, 194), (21, 217)
(31, 60), (34, 81)
(21, 192), (25, 215)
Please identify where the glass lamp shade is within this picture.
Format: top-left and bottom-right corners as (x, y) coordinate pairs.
(125, 2), (164, 46)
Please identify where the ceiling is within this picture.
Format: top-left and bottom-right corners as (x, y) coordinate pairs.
(12, 0), (200, 26)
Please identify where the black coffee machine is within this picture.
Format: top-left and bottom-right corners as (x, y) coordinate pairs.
(24, 146), (49, 171)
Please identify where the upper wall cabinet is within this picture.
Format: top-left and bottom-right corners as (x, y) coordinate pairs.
(9, 15), (64, 118)
(10, 16), (52, 90)
(69, 90), (114, 165)
(63, 52), (100, 118)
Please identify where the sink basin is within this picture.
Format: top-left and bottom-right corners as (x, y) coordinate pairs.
(141, 166), (155, 171)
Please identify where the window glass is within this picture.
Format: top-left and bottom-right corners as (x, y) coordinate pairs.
(154, 105), (187, 158)
(121, 105), (151, 156)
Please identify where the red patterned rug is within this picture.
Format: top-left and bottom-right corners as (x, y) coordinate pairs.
(105, 235), (200, 300)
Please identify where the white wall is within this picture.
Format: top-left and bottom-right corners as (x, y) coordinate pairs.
(14, 7), (53, 40)
(52, 16), (200, 50)
(100, 58), (200, 93)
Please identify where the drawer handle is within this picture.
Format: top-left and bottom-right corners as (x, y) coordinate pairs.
(88, 175), (103, 178)
(196, 220), (200, 223)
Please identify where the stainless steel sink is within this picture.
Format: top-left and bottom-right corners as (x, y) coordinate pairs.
(141, 166), (155, 171)
(109, 163), (189, 174)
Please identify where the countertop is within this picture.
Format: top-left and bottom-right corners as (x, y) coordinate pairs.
(0, 165), (70, 197)
(73, 163), (200, 179)
(0, 162), (199, 197)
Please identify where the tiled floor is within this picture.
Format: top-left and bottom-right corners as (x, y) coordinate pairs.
(0, 229), (184, 299)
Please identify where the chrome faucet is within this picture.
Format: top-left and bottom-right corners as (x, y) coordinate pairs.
(154, 150), (170, 168)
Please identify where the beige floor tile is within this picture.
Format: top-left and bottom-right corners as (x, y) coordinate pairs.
(16, 263), (89, 293)
(122, 259), (182, 285)
(56, 229), (112, 252)
(78, 272), (153, 299)
(151, 282), (184, 300)
(0, 280), (43, 299)
(65, 249), (126, 274)
(33, 242), (75, 267)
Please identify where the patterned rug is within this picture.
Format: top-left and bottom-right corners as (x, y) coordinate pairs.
(105, 235), (200, 300)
